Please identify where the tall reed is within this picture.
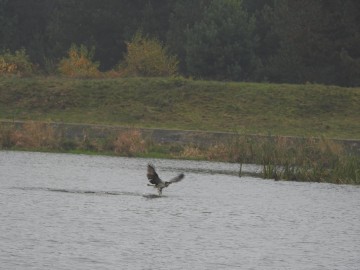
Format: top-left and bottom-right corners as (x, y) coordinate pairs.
(237, 135), (360, 184)
(113, 129), (147, 156)
(0, 121), (57, 149)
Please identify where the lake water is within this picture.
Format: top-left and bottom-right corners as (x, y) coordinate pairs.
(1, 151), (359, 270)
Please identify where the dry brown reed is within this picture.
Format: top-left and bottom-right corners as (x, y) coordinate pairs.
(0, 125), (14, 148)
(113, 129), (146, 156)
(237, 135), (359, 184)
(18, 121), (57, 148)
(180, 145), (204, 159)
(0, 121), (58, 149)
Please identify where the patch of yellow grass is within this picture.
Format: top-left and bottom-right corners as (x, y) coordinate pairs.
(113, 129), (146, 156)
(11, 121), (57, 148)
(180, 145), (204, 159)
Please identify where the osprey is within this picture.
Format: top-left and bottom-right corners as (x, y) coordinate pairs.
(146, 164), (184, 196)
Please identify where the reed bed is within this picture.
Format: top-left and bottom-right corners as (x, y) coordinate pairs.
(234, 135), (360, 184)
(177, 134), (360, 184)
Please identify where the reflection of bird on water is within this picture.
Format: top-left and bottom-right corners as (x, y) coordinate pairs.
(146, 164), (184, 196)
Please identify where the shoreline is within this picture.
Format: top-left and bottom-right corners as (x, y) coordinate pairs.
(2, 119), (360, 155)
(1, 120), (359, 185)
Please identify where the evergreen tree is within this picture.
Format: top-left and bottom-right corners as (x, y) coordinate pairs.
(140, 0), (176, 41)
(46, 0), (140, 70)
(186, 0), (258, 81)
(0, 0), (56, 64)
(0, 0), (16, 50)
(242, 0), (272, 13)
(266, 0), (360, 86)
(329, 0), (360, 86)
(167, 0), (211, 73)
(0, 0), (359, 85)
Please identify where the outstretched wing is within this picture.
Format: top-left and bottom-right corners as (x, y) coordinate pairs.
(168, 173), (185, 183)
(147, 164), (162, 185)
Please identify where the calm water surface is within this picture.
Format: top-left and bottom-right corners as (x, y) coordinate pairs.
(1, 151), (359, 270)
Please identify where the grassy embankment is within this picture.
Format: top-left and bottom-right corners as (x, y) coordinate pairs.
(1, 76), (360, 184)
(1, 76), (360, 138)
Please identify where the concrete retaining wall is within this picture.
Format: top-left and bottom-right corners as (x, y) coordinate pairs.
(2, 120), (360, 155)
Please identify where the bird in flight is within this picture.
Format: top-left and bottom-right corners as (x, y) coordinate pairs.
(146, 164), (184, 196)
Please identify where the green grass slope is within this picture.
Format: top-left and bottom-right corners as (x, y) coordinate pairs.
(1, 76), (360, 139)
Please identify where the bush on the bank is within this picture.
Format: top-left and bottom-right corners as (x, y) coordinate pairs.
(58, 44), (100, 78)
(0, 49), (34, 76)
(119, 32), (178, 77)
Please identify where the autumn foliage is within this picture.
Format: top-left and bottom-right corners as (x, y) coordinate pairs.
(58, 44), (100, 78)
(0, 49), (34, 76)
(120, 32), (179, 77)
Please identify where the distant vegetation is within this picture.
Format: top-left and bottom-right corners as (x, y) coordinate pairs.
(0, 49), (34, 76)
(55, 33), (179, 78)
(1, 0), (359, 86)
(1, 0), (359, 185)
(58, 44), (101, 78)
(119, 32), (178, 77)
(236, 135), (360, 185)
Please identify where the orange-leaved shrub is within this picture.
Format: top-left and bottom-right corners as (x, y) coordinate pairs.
(0, 49), (34, 76)
(120, 32), (178, 77)
(58, 44), (100, 78)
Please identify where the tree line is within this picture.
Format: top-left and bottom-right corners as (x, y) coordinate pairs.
(1, 0), (359, 86)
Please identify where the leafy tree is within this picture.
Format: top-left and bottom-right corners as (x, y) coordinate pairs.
(120, 32), (178, 77)
(140, 0), (177, 41)
(185, 0), (259, 81)
(0, 49), (34, 76)
(58, 44), (100, 78)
